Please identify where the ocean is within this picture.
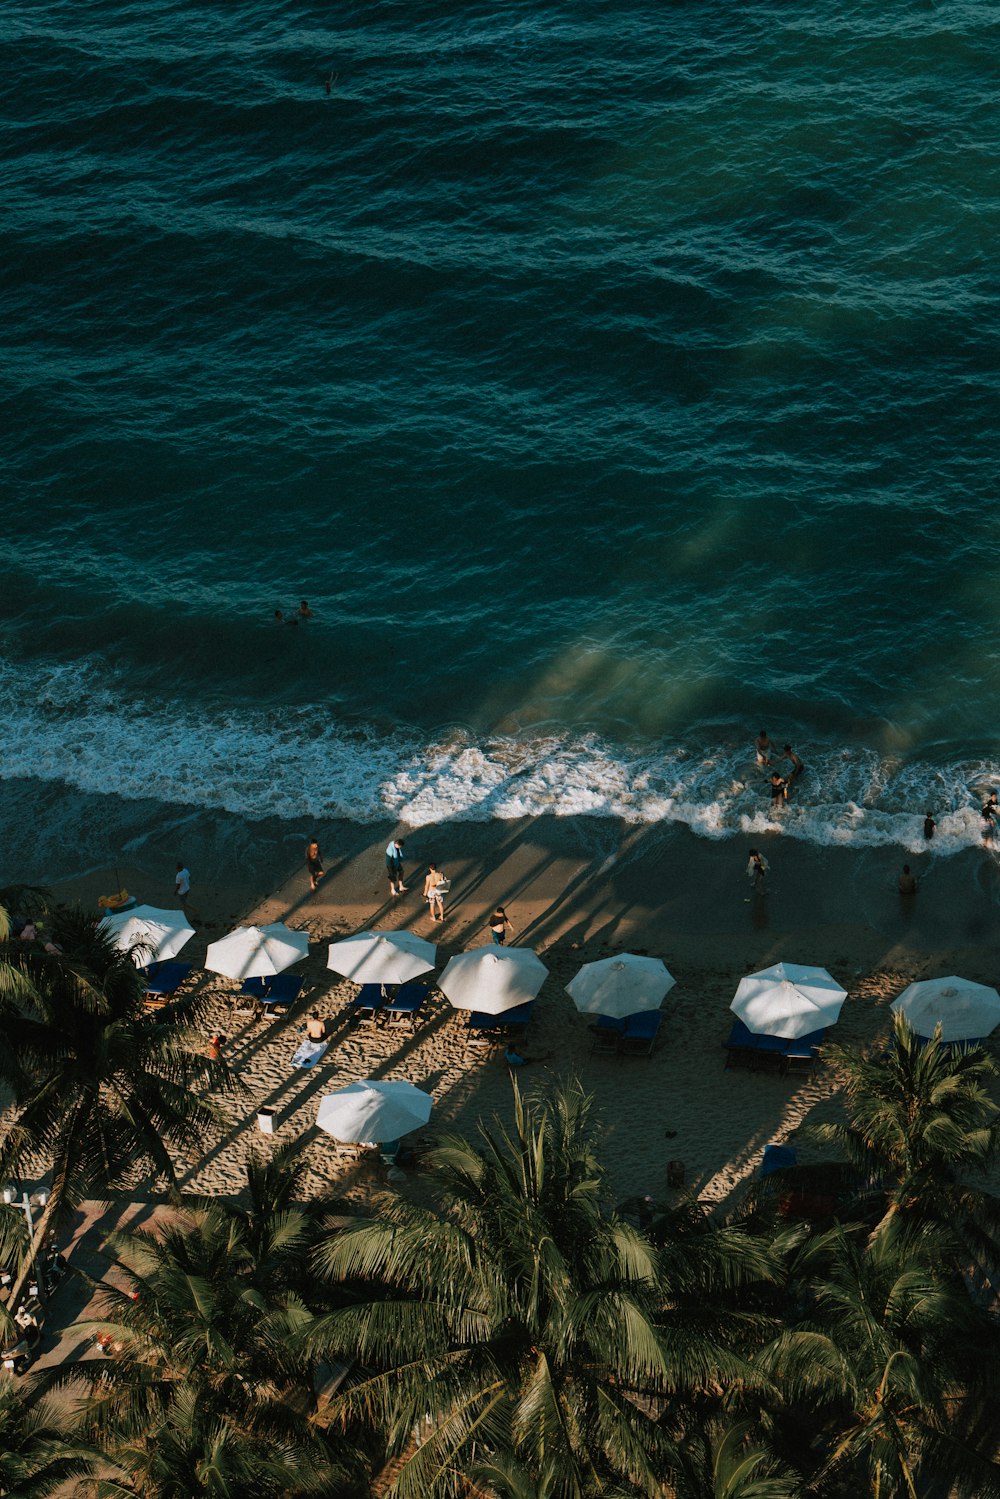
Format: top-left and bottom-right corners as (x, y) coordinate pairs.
(4, 0), (1000, 885)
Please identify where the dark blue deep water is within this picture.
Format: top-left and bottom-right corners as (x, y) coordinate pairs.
(4, 0), (1000, 866)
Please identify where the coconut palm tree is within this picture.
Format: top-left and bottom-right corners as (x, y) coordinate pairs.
(0, 1378), (98, 1497)
(77, 1201), (366, 1497)
(805, 1012), (1000, 1264)
(753, 1220), (1000, 1499)
(0, 907), (238, 1314)
(309, 1080), (775, 1499)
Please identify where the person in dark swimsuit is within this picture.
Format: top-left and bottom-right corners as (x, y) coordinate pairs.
(769, 773), (787, 805)
(982, 793), (998, 843)
(923, 812), (936, 840)
(306, 838), (323, 891)
(488, 907), (512, 945)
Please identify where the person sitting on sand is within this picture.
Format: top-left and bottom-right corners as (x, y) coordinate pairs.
(305, 1009), (326, 1041)
(898, 864), (917, 895)
(755, 729), (772, 766)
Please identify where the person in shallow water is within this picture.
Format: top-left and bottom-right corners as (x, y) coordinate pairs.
(982, 792), (998, 843)
(783, 744), (804, 782)
(755, 729), (772, 766)
(924, 811), (936, 839)
(898, 864), (917, 894)
(769, 772), (787, 805)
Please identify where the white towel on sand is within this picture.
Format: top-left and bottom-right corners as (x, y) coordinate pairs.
(291, 1039), (329, 1069)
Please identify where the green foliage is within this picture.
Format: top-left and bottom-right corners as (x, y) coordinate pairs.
(0, 1379), (98, 1497)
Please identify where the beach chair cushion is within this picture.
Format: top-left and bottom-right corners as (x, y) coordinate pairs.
(760, 1144), (798, 1177)
(619, 1010), (661, 1057)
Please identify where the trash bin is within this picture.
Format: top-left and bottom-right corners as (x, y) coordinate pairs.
(257, 1108), (276, 1134)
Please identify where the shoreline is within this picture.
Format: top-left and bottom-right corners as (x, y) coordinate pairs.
(19, 810), (998, 1212)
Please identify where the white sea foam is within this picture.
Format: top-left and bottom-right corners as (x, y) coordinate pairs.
(2, 657), (996, 852)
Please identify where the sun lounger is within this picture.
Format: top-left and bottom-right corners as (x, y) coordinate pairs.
(760, 1144), (797, 1177)
(619, 1009), (661, 1058)
(142, 962), (192, 1003)
(291, 1038), (329, 1069)
(258, 972), (304, 1016)
(723, 1021), (793, 1074)
(466, 1001), (535, 1044)
(347, 983), (387, 1024)
(783, 1026), (829, 1073)
(382, 982), (430, 1028)
(589, 1015), (626, 1055)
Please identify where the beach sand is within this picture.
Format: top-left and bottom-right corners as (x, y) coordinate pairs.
(38, 813), (1000, 1217)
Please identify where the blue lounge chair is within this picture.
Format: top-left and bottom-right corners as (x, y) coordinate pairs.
(466, 1001), (534, 1042)
(619, 1009), (661, 1058)
(382, 983), (429, 1028)
(589, 1015), (626, 1055)
(142, 962), (193, 1003)
(723, 1020), (787, 1073)
(259, 972), (304, 1016)
(347, 983), (387, 1023)
(784, 1026), (829, 1072)
(760, 1144), (797, 1177)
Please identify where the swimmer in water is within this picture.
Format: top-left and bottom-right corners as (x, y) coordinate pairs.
(755, 729), (772, 767)
(923, 811), (936, 840)
(783, 744), (804, 781)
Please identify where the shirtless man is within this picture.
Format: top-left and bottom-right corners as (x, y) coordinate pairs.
(755, 730), (772, 767)
(782, 744), (804, 781)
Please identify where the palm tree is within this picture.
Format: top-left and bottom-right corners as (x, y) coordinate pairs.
(0, 907), (239, 1314)
(77, 1201), (366, 1497)
(0, 1378), (98, 1497)
(753, 1220), (1000, 1499)
(805, 1012), (1000, 1264)
(309, 1079), (775, 1499)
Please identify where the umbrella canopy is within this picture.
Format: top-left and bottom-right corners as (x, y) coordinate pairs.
(100, 905), (195, 965)
(439, 946), (548, 1015)
(327, 929), (436, 985)
(566, 953), (676, 1019)
(205, 922), (309, 980)
(317, 1080), (433, 1144)
(731, 961), (847, 1040)
(891, 976), (1000, 1042)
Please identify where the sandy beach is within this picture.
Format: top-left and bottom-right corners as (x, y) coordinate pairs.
(37, 813), (1000, 1217)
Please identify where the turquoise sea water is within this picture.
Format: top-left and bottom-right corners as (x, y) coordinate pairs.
(4, 0), (1000, 876)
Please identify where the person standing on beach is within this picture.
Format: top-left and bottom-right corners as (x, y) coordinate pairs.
(423, 862), (448, 921)
(385, 838), (406, 895)
(755, 730), (772, 767)
(174, 862), (193, 915)
(487, 906), (512, 945)
(982, 793), (998, 844)
(782, 745), (804, 784)
(746, 849), (769, 891)
(306, 837), (324, 892)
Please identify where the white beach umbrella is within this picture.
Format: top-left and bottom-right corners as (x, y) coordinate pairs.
(891, 976), (1000, 1042)
(731, 961), (847, 1040)
(327, 929), (436, 985)
(100, 905), (195, 965)
(204, 922), (309, 980)
(317, 1080), (433, 1144)
(439, 946), (548, 1015)
(566, 953), (676, 1019)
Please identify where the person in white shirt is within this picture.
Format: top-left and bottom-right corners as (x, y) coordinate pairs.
(175, 862), (192, 910)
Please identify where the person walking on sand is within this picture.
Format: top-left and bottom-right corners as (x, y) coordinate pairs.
(385, 837), (406, 895)
(982, 792), (998, 844)
(755, 729), (772, 767)
(746, 848), (769, 892)
(423, 861), (449, 922)
(898, 864), (917, 895)
(488, 905), (512, 945)
(174, 862), (193, 912)
(305, 837), (324, 892)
